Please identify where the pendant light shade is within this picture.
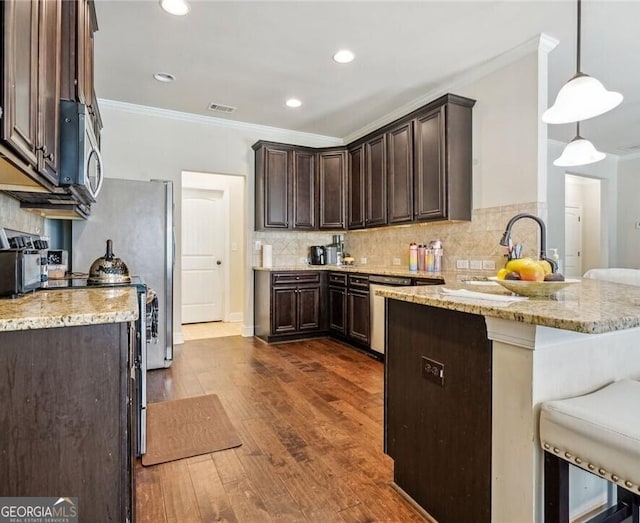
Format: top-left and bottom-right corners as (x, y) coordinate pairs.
(553, 129), (605, 167)
(543, 0), (623, 125)
(542, 73), (623, 124)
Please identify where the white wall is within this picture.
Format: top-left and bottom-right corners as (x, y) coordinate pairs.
(617, 156), (640, 267)
(98, 101), (341, 340)
(457, 52), (540, 210)
(546, 140), (619, 268)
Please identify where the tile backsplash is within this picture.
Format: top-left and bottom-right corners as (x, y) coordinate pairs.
(0, 192), (45, 235)
(254, 203), (551, 271)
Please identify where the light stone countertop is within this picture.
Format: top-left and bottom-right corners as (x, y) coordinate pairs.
(253, 264), (450, 280)
(0, 287), (139, 332)
(376, 278), (640, 334)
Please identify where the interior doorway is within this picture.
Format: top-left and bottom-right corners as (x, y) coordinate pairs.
(182, 188), (225, 323)
(180, 171), (246, 327)
(564, 174), (603, 277)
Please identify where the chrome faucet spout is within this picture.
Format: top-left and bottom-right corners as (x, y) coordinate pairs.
(500, 213), (558, 272)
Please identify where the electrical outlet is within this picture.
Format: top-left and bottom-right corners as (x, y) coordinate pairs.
(360, 257), (367, 265)
(470, 260), (483, 270)
(482, 260), (496, 270)
(231, 242), (238, 251)
(392, 258), (401, 266)
(422, 356), (445, 387)
(456, 259), (469, 269)
(254, 240), (262, 251)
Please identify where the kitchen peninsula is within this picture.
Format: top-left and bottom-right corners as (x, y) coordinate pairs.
(0, 287), (138, 522)
(379, 279), (640, 522)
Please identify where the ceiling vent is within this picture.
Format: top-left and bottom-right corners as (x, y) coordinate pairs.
(208, 103), (236, 114)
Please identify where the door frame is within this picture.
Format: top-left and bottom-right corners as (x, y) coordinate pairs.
(181, 171), (245, 324)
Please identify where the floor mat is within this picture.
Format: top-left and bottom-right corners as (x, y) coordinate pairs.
(142, 394), (241, 466)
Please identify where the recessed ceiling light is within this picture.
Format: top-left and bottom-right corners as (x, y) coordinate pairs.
(286, 98), (302, 108)
(153, 72), (176, 83)
(159, 0), (190, 16)
(333, 49), (355, 64)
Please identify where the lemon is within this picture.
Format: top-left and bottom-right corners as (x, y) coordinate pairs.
(538, 260), (553, 275)
(505, 257), (536, 274)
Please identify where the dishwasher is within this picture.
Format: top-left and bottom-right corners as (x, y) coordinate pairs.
(369, 274), (444, 354)
(369, 275), (413, 355)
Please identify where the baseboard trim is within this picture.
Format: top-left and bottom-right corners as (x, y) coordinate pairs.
(227, 312), (243, 322)
(174, 331), (184, 345)
(389, 482), (437, 523)
(241, 325), (254, 337)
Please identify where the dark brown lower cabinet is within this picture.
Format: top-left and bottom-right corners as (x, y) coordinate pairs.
(0, 322), (134, 522)
(385, 300), (492, 523)
(254, 270), (325, 343)
(328, 284), (347, 335)
(347, 274), (369, 345)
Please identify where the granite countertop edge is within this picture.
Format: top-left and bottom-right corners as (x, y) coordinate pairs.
(0, 287), (139, 332)
(375, 282), (640, 335)
(253, 265), (454, 279)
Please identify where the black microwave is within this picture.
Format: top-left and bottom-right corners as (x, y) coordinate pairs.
(59, 100), (104, 203)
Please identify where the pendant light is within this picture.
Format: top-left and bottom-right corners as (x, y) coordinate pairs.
(553, 122), (605, 167)
(542, 0), (622, 124)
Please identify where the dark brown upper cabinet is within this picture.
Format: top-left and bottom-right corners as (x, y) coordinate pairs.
(414, 99), (473, 222)
(317, 149), (346, 230)
(254, 141), (347, 231)
(254, 143), (290, 229)
(387, 120), (414, 224)
(1, 0), (61, 187)
(292, 149), (315, 229)
(253, 93), (474, 231)
(365, 134), (387, 227)
(348, 144), (365, 230)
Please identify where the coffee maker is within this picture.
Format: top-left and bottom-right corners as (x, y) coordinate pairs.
(309, 246), (325, 265)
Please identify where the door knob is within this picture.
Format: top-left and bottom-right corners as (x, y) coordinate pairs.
(216, 260), (222, 265)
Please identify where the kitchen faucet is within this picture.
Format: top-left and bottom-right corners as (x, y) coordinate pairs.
(499, 213), (558, 273)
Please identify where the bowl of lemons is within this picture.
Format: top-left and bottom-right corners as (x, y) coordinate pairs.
(490, 258), (580, 298)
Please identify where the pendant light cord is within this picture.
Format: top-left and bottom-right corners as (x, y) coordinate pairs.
(576, 0), (582, 73)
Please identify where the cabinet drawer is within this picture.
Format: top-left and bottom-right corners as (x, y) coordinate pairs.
(348, 274), (369, 291)
(328, 272), (347, 286)
(272, 272), (320, 285)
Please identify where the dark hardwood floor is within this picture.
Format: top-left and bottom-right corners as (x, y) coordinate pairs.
(137, 336), (429, 522)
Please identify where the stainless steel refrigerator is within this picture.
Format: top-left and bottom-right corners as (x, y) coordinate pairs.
(72, 178), (174, 370)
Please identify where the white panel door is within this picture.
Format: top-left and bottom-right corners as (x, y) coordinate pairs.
(565, 205), (582, 279)
(182, 188), (225, 323)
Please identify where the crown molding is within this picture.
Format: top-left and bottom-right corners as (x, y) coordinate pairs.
(97, 98), (343, 148)
(343, 34), (554, 144)
(618, 150), (640, 162)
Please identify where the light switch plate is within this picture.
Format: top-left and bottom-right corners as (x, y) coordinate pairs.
(456, 259), (469, 269)
(360, 257), (367, 265)
(470, 260), (483, 270)
(392, 258), (401, 266)
(254, 240), (262, 251)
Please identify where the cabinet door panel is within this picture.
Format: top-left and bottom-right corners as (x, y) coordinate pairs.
(348, 290), (370, 345)
(297, 285), (321, 331)
(348, 145), (365, 230)
(292, 149), (315, 229)
(414, 108), (446, 220)
(263, 146), (289, 228)
(37, 0), (61, 184)
(365, 135), (387, 226)
(387, 122), (413, 224)
(318, 150), (346, 230)
(271, 286), (297, 334)
(2, 0), (39, 167)
(328, 285), (347, 335)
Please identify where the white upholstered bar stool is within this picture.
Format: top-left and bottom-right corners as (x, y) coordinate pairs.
(540, 379), (640, 523)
